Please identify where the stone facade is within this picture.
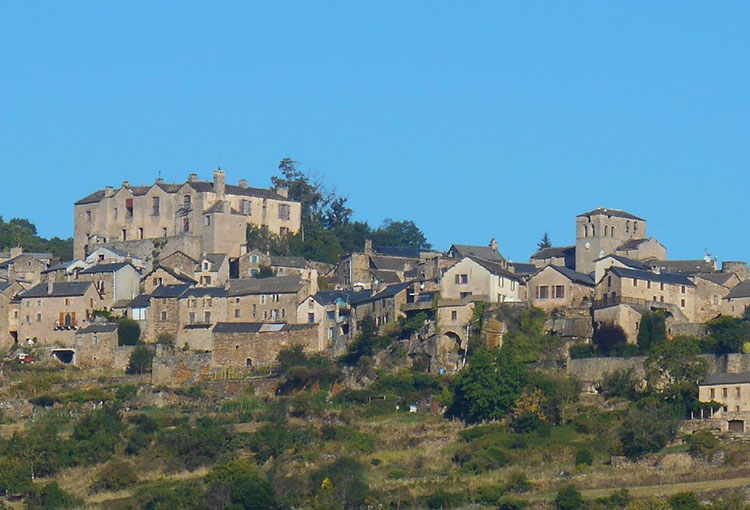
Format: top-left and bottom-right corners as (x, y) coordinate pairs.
(0, 252), (53, 289)
(527, 265), (594, 310)
(178, 288), (229, 350)
(74, 323), (134, 370)
(440, 257), (521, 303)
(143, 266), (196, 295)
(77, 263), (141, 308)
(575, 208), (648, 275)
(74, 169), (302, 259)
(211, 323), (319, 369)
(693, 273), (741, 323)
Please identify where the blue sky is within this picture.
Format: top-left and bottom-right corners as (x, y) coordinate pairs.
(2, 2), (749, 263)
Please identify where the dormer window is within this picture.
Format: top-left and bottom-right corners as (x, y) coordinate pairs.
(203, 261), (210, 271)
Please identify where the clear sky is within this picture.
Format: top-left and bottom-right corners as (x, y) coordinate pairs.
(2, 2), (749, 264)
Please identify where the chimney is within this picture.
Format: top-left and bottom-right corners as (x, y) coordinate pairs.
(364, 239), (373, 254)
(238, 178), (248, 189)
(104, 186), (115, 197)
(121, 180), (130, 188)
(188, 173), (199, 183)
(489, 238), (499, 252)
(213, 168), (226, 198)
(156, 177), (165, 185)
(47, 277), (54, 295)
(276, 187), (288, 198)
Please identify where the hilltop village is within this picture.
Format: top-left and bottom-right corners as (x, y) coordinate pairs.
(3, 169), (750, 404)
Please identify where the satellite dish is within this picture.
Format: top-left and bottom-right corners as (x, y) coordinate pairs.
(584, 242), (590, 250)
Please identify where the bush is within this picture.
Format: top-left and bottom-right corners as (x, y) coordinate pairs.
(593, 323), (628, 356)
(117, 318), (141, 346)
(25, 482), (81, 509)
(575, 448), (593, 466)
(474, 484), (507, 505)
(687, 430), (718, 459)
(506, 470), (532, 493)
(126, 345), (154, 375)
(556, 485), (584, 510)
(424, 489), (466, 509)
(569, 343), (596, 359)
(205, 459), (276, 510)
(619, 405), (679, 458)
(156, 333), (175, 347)
(92, 461), (138, 492)
(600, 368), (639, 400)
(669, 492), (702, 510)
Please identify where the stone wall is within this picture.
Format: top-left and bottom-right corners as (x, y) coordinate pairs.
(668, 323), (708, 339)
(152, 346), (212, 385)
(212, 325), (318, 369)
(101, 236), (204, 272)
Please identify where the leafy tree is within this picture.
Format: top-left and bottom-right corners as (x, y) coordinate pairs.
(24, 482), (81, 509)
(344, 315), (378, 365)
(277, 344), (308, 373)
(256, 265), (275, 278)
(310, 456), (368, 510)
(705, 316), (750, 354)
(126, 345), (154, 375)
(537, 232), (552, 251)
(575, 448), (593, 466)
(600, 368), (639, 400)
(686, 430), (718, 459)
(117, 318), (140, 346)
(644, 336), (706, 416)
(669, 492), (702, 510)
(637, 311), (667, 352)
(0, 216), (73, 259)
(371, 219), (431, 249)
(449, 348), (527, 423)
(92, 461), (138, 492)
(619, 405), (679, 458)
(68, 405), (125, 466)
(555, 485), (584, 510)
(501, 307), (552, 363)
(205, 459), (276, 510)
(156, 333), (174, 347)
(593, 323), (628, 356)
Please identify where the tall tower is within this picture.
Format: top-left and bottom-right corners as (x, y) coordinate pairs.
(575, 208), (646, 274)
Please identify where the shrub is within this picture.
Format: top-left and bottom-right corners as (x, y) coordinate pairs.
(575, 448), (593, 466)
(117, 318), (140, 346)
(569, 343), (596, 359)
(156, 333), (175, 347)
(687, 430), (718, 459)
(506, 470), (532, 493)
(593, 323), (628, 356)
(92, 461), (138, 492)
(600, 368), (639, 400)
(126, 345), (154, 375)
(619, 406), (679, 458)
(474, 484), (507, 505)
(205, 458), (276, 510)
(424, 489), (466, 509)
(25, 482), (81, 509)
(556, 485), (584, 510)
(669, 492), (702, 510)
(310, 457), (368, 510)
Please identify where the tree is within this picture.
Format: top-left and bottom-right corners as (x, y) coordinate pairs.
(277, 344), (308, 373)
(705, 316), (750, 354)
(371, 219), (431, 249)
(555, 485), (584, 510)
(637, 311), (667, 352)
(644, 336), (706, 415)
(669, 492), (702, 510)
(449, 348), (527, 423)
(205, 459), (276, 510)
(117, 318), (140, 346)
(310, 457), (368, 510)
(537, 232), (552, 251)
(593, 323), (628, 356)
(343, 315), (377, 365)
(156, 333), (174, 347)
(126, 345), (154, 375)
(619, 405), (679, 458)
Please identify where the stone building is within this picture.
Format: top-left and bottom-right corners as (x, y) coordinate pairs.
(699, 373), (750, 432)
(237, 249), (271, 278)
(296, 290), (373, 353)
(143, 265), (196, 295)
(85, 246), (146, 270)
(593, 254), (651, 285)
(77, 262), (141, 308)
(693, 272), (742, 323)
(142, 284), (192, 344)
(159, 250), (199, 274)
(17, 281), (105, 347)
(722, 280), (750, 318)
(334, 240), (422, 290)
(193, 254), (229, 287)
(440, 256), (522, 303)
(0, 250), (54, 289)
(227, 275), (309, 323)
(73, 168), (302, 259)
(615, 238), (667, 262)
(647, 258), (718, 275)
(529, 246), (575, 269)
(211, 322), (319, 369)
(575, 208), (648, 275)
(179, 287), (229, 350)
(74, 323), (130, 369)
(527, 265), (594, 310)
(0, 281), (22, 351)
(350, 281), (413, 335)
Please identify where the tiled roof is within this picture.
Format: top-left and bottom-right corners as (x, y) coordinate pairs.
(312, 290), (373, 306)
(80, 262), (136, 274)
(21, 281), (93, 298)
(151, 284), (193, 298)
(76, 323), (118, 334)
(449, 244), (506, 263)
(701, 372), (750, 385)
(531, 246), (575, 260)
(509, 262), (538, 276)
(375, 246), (432, 259)
(547, 265), (595, 286)
(577, 208), (644, 221)
(726, 280), (750, 300)
(608, 266), (695, 286)
(129, 294), (152, 308)
(469, 256), (520, 281)
(371, 269), (401, 284)
(594, 254), (650, 271)
(182, 287), (228, 298)
(270, 256), (307, 268)
(697, 273), (737, 287)
(649, 259), (716, 275)
(369, 255), (412, 271)
(149, 265), (197, 284)
(198, 253), (228, 268)
(227, 276), (302, 296)
(213, 322), (315, 334)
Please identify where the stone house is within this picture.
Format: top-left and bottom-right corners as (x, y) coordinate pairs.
(334, 240), (422, 290)
(143, 265), (197, 295)
(159, 250), (199, 274)
(0, 281), (23, 351)
(529, 246), (576, 269)
(527, 265), (594, 310)
(647, 258), (718, 275)
(74, 323), (124, 369)
(693, 272), (742, 323)
(73, 169), (302, 259)
(77, 262), (141, 308)
(575, 208), (648, 275)
(85, 246), (145, 270)
(440, 256), (522, 303)
(179, 287), (229, 350)
(722, 281), (750, 318)
(17, 281), (104, 347)
(41, 260), (88, 283)
(593, 254), (651, 285)
(591, 303), (645, 344)
(436, 295), (486, 372)
(143, 284), (192, 344)
(237, 249), (271, 278)
(227, 275), (308, 323)
(211, 322), (319, 369)
(296, 290), (373, 352)
(615, 238), (667, 262)
(350, 281), (413, 337)
(698, 373), (750, 432)
(193, 254), (229, 287)
(447, 239), (507, 267)
(0, 251), (54, 289)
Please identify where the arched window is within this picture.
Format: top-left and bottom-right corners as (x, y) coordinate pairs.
(584, 225), (588, 237)
(591, 225), (596, 236)
(604, 226), (609, 237)
(626, 220), (630, 232)
(611, 226), (615, 237)
(634, 222), (638, 233)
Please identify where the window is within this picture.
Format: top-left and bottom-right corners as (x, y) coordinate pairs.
(713, 295), (719, 305)
(86, 210), (92, 221)
(36, 313), (41, 322)
(240, 199), (249, 215)
(162, 227), (168, 237)
(202, 275), (211, 285)
(252, 304), (257, 317)
(189, 299), (197, 308)
(626, 220), (630, 232)
(273, 294), (280, 303)
(660, 282), (665, 291)
(591, 225), (595, 236)
(611, 226), (615, 237)
(660, 296), (664, 302)
(161, 311), (167, 321)
(263, 310), (268, 319)
(604, 226), (609, 237)
(114, 207), (118, 219)
(133, 308), (146, 320)
(653, 296), (658, 301)
(584, 225), (588, 237)
(328, 327), (334, 339)
(251, 255), (259, 263)
(184, 195), (191, 208)
(723, 388), (728, 398)
(189, 312), (196, 324)
(260, 295), (266, 304)
(308, 312), (315, 323)
(511, 280), (516, 291)
(183, 218), (190, 233)
(710, 388), (715, 399)
(460, 292), (472, 299)
(204, 215), (211, 226)
(451, 310), (457, 321)
(126, 198), (133, 217)
(553, 285), (565, 298)
(681, 285), (686, 294)
(152, 197), (160, 216)
(326, 310), (335, 320)
(681, 299), (686, 307)
(278, 204), (291, 221)
(737, 387), (741, 397)
(647, 281), (651, 289)
(204, 311), (211, 323)
(536, 285), (549, 299)
(65, 298), (70, 306)
(634, 222), (638, 233)
(272, 309), (279, 320)
(633, 278), (638, 287)
(455, 274), (468, 284)
(138, 227), (144, 240)
(121, 229), (127, 241)
(607, 276), (612, 287)
(205, 298), (212, 307)
(280, 227), (289, 236)
(234, 309), (240, 318)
